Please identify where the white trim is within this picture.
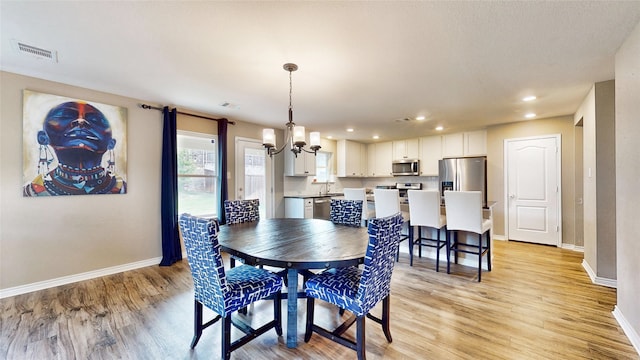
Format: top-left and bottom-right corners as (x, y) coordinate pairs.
(561, 243), (585, 252)
(0, 257), (162, 299)
(493, 234), (507, 241)
(613, 306), (640, 356)
(582, 259), (617, 288)
(504, 134), (562, 247)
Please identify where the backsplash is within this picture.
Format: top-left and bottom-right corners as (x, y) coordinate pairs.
(283, 175), (438, 196)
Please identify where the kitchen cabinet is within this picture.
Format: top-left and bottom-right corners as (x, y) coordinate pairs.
(441, 130), (487, 158)
(284, 148), (316, 176)
(285, 198), (313, 218)
(442, 133), (464, 158)
(419, 135), (442, 176)
(367, 142), (393, 177)
(392, 138), (419, 160)
(463, 130), (487, 156)
(337, 140), (366, 177)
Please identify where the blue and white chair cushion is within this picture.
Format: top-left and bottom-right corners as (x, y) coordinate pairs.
(224, 199), (260, 225)
(306, 212), (403, 316)
(329, 199), (363, 227)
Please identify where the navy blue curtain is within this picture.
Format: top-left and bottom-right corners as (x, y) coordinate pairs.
(160, 107), (181, 266)
(218, 118), (229, 225)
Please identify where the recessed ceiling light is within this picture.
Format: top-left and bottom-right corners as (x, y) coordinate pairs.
(525, 113), (536, 119)
(372, 135), (379, 139)
(522, 96), (537, 102)
(326, 135), (333, 139)
(346, 128), (354, 132)
(435, 126), (443, 131)
(416, 116), (426, 121)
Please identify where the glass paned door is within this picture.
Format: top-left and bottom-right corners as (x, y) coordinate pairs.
(235, 138), (272, 219)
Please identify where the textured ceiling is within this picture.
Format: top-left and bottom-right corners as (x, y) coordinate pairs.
(2, 1), (640, 142)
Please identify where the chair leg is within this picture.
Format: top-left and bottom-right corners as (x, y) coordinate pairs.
(477, 233), (482, 282)
(418, 227), (423, 258)
(446, 230), (451, 274)
(304, 297), (315, 342)
(274, 291), (283, 336)
(230, 257), (236, 268)
(356, 316), (366, 360)
(435, 228), (441, 272)
(408, 224), (414, 266)
(190, 300), (204, 349)
(486, 231), (492, 271)
(222, 315), (232, 360)
(381, 295), (392, 342)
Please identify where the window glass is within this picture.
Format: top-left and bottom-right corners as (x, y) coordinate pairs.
(315, 151), (331, 183)
(177, 131), (218, 217)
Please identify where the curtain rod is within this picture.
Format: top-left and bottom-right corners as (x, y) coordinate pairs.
(139, 104), (235, 125)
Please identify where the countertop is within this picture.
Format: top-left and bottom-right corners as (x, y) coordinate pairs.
(283, 193), (343, 199)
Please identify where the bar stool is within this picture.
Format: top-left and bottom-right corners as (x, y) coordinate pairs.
(407, 190), (447, 269)
(444, 190), (492, 282)
(374, 189), (410, 261)
(344, 188), (375, 226)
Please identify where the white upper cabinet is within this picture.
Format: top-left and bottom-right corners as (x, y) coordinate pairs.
(463, 130), (487, 156)
(442, 130), (487, 158)
(337, 140), (366, 177)
(442, 133), (464, 158)
(367, 142), (393, 177)
(392, 138), (420, 160)
(419, 135), (442, 176)
(284, 149), (316, 176)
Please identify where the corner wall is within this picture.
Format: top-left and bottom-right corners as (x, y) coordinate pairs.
(615, 19), (640, 353)
(575, 80), (617, 281)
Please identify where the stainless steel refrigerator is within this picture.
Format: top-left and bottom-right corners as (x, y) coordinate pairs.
(438, 156), (487, 207)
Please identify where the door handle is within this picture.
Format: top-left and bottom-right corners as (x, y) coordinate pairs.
(510, 194), (515, 199)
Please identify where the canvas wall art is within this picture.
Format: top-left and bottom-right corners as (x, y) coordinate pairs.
(22, 90), (128, 196)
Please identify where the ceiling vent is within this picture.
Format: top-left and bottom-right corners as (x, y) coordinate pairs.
(12, 40), (58, 62)
(219, 101), (239, 110)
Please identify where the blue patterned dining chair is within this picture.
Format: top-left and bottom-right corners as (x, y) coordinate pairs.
(330, 199), (364, 227)
(224, 199), (260, 268)
(179, 213), (283, 360)
(224, 199), (260, 224)
(304, 213), (404, 360)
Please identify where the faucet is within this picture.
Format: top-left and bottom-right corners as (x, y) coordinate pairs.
(325, 181), (331, 195)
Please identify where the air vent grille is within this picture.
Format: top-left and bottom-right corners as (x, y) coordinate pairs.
(13, 41), (58, 62)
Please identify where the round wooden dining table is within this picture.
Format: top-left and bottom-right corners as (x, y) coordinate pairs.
(218, 218), (369, 348)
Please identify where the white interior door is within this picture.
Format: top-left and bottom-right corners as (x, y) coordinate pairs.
(506, 135), (561, 246)
(235, 137), (272, 219)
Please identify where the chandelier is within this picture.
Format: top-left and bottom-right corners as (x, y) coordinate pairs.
(262, 63), (321, 157)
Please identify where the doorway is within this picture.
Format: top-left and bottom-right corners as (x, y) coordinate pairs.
(505, 135), (561, 246)
(235, 137), (272, 219)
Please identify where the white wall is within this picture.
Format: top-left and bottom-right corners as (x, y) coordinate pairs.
(574, 87), (598, 273)
(614, 19), (640, 353)
(575, 80), (617, 281)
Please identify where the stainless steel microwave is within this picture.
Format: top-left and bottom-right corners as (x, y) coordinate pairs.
(392, 159), (420, 176)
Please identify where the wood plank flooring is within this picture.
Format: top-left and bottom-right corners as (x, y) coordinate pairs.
(1, 240), (638, 359)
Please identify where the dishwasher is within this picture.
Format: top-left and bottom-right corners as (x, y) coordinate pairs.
(313, 197), (331, 220)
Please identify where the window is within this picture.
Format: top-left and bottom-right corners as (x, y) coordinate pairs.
(177, 131), (218, 217)
(315, 151), (331, 183)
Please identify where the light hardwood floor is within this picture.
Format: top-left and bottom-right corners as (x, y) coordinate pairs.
(1, 240), (638, 360)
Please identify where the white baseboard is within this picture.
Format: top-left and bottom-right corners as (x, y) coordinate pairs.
(562, 243), (585, 252)
(582, 259), (617, 288)
(0, 257), (162, 299)
(613, 306), (640, 357)
(493, 234), (507, 241)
